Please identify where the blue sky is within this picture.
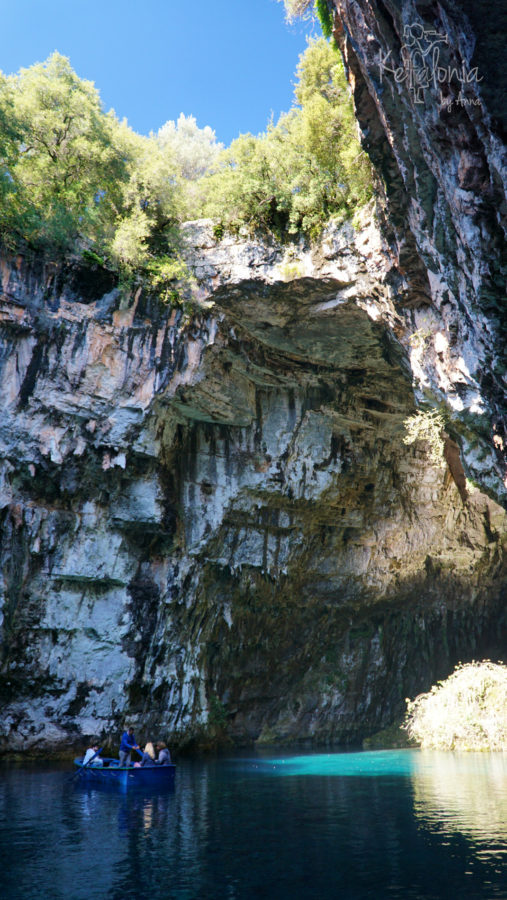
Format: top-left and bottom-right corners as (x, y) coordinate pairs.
(2, 0), (317, 145)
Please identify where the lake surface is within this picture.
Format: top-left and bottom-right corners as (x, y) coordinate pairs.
(1, 749), (506, 899)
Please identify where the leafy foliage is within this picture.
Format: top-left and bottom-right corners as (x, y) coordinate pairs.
(315, 0), (334, 39)
(280, 0), (333, 37)
(0, 74), (19, 217)
(108, 122), (181, 270)
(0, 39), (372, 296)
(405, 661), (507, 750)
(201, 38), (372, 238)
(402, 409), (446, 467)
(1, 54), (127, 252)
(156, 113), (223, 223)
(280, 0), (314, 21)
(157, 113), (222, 181)
(0, 53), (190, 292)
(145, 254), (194, 305)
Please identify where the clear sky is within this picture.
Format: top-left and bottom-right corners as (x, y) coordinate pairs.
(1, 0), (317, 145)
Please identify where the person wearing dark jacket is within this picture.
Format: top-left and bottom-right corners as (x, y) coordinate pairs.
(119, 726), (139, 766)
(155, 741), (171, 765)
(139, 742), (156, 767)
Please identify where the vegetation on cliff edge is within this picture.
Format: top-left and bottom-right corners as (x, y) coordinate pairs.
(0, 35), (371, 298)
(405, 661), (507, 750)
(202, 38), (371, 238)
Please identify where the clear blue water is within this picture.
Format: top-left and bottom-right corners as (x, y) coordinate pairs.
(1, 749), (507, 899)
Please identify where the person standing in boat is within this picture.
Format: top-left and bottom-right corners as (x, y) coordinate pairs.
(119, 726), (140, 766)
(155, 741), (171, 765)
(83, 744), (103, 767)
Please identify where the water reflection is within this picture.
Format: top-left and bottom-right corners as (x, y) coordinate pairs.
(1, 753), (507, 900)
(71, 771), (208, 898)
(412, 751), (507, 854)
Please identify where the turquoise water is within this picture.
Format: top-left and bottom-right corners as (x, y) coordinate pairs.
(1, 749), (506, 899)
(253, 748), (420, 776)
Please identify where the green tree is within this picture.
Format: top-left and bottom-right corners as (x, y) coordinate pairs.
(157, 113), (222, 181)
(3, 53), (126, 252)
(109, 121), (181, 270)
(0, 74), (20, 245)
(157, 113), (223, 222)
(0, 39), (371, 298)
(0, 54), (185, 277)
(201, 38), (372, 238)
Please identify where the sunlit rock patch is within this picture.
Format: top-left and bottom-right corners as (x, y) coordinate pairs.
(0, 217), (506, 751)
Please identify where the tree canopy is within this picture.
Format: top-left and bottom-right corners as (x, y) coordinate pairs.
(1, 54), (127, 251)
(0, 39), (372, 297)
(200, 38), (372, 237)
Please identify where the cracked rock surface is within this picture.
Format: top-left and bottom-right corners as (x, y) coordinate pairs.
(1, 208), (505, 751)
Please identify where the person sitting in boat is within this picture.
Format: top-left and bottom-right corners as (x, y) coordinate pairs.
(119, 726), (140, 766)
(82, 744), (103, 767)
(138, 741), (156, 767)
(155, 741), (171, 765)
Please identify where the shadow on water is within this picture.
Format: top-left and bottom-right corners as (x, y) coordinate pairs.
(0, 749), (506, 899)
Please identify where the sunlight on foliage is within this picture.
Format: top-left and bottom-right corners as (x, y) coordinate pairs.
(0, 39), (371, 298)
(201, 38), (372, 238)
(145, 254), (194, 306)
(1, 53), (126, 252)
(156, 113), (222, 220)
(280, 1), (315, 22)
(402, 409), (446, 467)
(157, 113), (222, 181)
(405, 661), (507, 750)
(280, 0), (333, 37)
(0, 53), (191, 289)
(110, 210), (151, 270)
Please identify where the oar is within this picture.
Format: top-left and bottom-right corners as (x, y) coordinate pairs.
(132, 746), (144, 764)
(117, 745), (143, 768)
(128, 746), (152, 767)
(70, 746), (103, 781)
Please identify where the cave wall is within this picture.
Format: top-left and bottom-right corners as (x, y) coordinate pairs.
(331, 0), (507, 499)
(1, 212), (505, 752)
(2, 0), (507, 751)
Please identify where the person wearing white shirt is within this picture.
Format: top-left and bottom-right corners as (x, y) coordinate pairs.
(82, 744), (103, 767)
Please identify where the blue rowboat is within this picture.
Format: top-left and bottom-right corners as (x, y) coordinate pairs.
(74, 757), (176, 789)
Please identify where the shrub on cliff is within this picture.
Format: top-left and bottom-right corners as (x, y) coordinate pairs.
(281, 1), (334, 39)
(402, 409), (446, 467)
(0, 37), (371, 288)
(200, 38), (372, 238)
(405, 661), (507, 750)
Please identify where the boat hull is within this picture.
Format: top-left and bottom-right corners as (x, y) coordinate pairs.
(74, 758), (175, 789)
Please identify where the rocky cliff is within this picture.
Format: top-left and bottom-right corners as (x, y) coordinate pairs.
(1, 0), (506, 752)
(332, 0), (507, 497)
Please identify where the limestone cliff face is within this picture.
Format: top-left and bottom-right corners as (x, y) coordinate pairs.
(1, 210), (505, 751)
(331, 0), (507, 500)
(1, 2), (507, 751)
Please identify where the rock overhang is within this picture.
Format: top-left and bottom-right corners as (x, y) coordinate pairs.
(1, 204), (506, 750)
